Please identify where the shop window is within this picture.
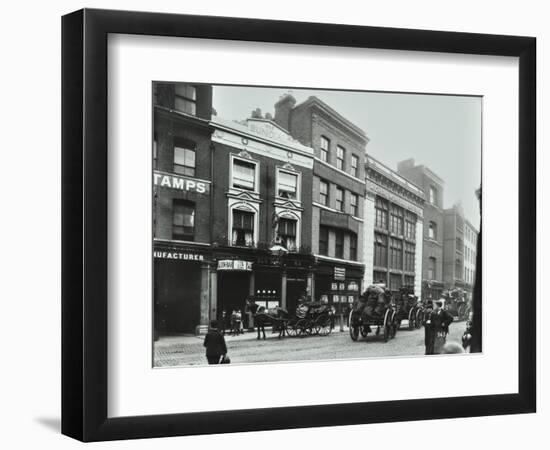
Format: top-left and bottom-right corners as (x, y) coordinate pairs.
(374, 233), (388, 267)
(335, 230), (344, 259)
(320, 136), (330, 162)
(375, 197), (388, 229)
(390, 273), (402, 291)
(172, 200), (195, 241)
(350, 193), (358, 217)
(335, 187), (344, 212)
(373, 270), (387, 285)
(319, 179), (329, 206)
(173, 138), (196, 176)
(277, 170), (298, 200)
(232, 210), (255, 247)
(351, 154), (359, 177)
(349, 233), (358, 261)
(279, 218), (297, 251)
(319, 226), (329, 255)
(427, 257), (436, 280)
(174, 84), (197, 115)
(336, 145), (345, 170)
(232, 158), (257, 191)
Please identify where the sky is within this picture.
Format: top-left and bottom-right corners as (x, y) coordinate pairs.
(212, 85), (482, 227)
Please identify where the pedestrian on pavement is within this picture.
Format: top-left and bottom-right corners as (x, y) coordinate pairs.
(203, 320), (227, 365)
(432, 300), (454, 354)
(423, 301), (435, 355)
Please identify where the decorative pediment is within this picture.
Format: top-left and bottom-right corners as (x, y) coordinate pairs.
(274, 198), (303, 211)
(282, 162), (295, 171)
(237, 150), (253, 160)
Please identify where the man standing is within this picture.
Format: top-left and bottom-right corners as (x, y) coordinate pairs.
(203, 320), (227, 364)
(432, 300), (454, 354)
(423, 301), (435, 355)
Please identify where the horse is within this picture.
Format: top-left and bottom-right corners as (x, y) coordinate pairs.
(253, 306), (290, 340)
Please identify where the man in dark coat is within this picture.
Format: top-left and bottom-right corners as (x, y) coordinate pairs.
(432, 300), (454, 354)
(203, 320), (227, 364)
(423, 301), (435, 355)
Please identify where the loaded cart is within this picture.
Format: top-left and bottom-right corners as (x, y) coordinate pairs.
(348, 285), (398, 342)
(286, 301), (334, 337)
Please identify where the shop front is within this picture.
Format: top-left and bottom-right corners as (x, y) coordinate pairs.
(314, 259), (364, 327)
(153, 244), (211, 336)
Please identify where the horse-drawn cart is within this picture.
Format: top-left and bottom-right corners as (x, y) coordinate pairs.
(394, 287), (424, 330)
(348, 285), (398, 342)
(286, 302), (334, 337)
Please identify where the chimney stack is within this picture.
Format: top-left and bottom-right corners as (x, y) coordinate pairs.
(274, 93), (296, 131)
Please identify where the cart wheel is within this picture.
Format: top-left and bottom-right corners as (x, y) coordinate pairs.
(296, 319), (309, 337)
(383, 310), (391, 342)
(286, 322), (297, 337)
(349, 310), (359, 341)
(390, 311), (398, 338)
(408, 309), (415, 330)
(415, 308), (424, 329)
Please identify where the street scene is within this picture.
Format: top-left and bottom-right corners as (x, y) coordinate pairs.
(152, 83), (481, 367)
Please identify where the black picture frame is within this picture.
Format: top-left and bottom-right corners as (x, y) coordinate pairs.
(62, 8), (536, 442)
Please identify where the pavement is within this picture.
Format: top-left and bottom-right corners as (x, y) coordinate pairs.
(154, 319), (470, 367)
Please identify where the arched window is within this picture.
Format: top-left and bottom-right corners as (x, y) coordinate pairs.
(428, 221), (437, 240)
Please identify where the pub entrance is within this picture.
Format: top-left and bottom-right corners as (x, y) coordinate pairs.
(217, 271), (250, 317)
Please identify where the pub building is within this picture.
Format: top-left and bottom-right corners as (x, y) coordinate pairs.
(210, 114), (315, 322)
(363, 156), (425, 297)
(272, 94), (369, 311)
(152, 82), (215, 335)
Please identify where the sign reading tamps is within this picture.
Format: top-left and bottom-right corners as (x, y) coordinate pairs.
(154, 171), (210, 194)
(217, 260), (253, 271)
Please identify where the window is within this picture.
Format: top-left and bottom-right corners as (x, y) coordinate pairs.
(351, 154), (359, 177)
(320, 136), (330, 162)
(172, 200), (195, 241)
(455, 259), (462, 279)
(390, 204), (404, 235)
(404, 275), (415, 288)
(232, 158), (256, 191)
(279, 218), (297, 251)
(373, 270), (387, 285)
(319, 180), (329, 206)
(319, 226), (329, 255)
(389, 238), (403, 270)
(390, 274), (402, 291)
(429, 186), (437, 205)
(428, 221), (437, 240)
(335, 230), (344, 259)
(173, 138), (196, 176)
(405, 211), (416, 240)
(375, 197), (388, 229)
(374, 233), (388, 267)
(404, 242), (415, 272)
(456, 237), (463, 250)
(174, 84), (197, 115)
(350, 193), (358, 217)
(336, 146), (345, 170)
(335, 187), (344, 212)
(427, 257), (436, 280)
(232, 210), (255, 247)
(278, 171), (298, 199)
(349, 233), (358, 261)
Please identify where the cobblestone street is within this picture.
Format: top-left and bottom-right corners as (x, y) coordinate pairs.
(154, 320), (468, 367)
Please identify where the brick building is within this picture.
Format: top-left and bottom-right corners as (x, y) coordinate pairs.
(210, 115), (315, 319)
(364, 156), (424, 297)
(274, 94), (368, 312)
(397, 159), (446, 300)
(442, 203), (466, 291)
(153, 82), (214, 335)
(464, 219), (478, 297)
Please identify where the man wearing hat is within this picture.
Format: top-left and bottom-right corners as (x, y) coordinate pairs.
(423, 301), (435, 355)
(432, 300), (454, 354)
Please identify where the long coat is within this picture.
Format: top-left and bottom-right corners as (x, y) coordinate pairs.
(431, 309), (454, 354)
(423, 311), (435, 355)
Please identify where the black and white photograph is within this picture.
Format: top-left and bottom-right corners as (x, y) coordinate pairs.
(152, 83), (482, 367)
